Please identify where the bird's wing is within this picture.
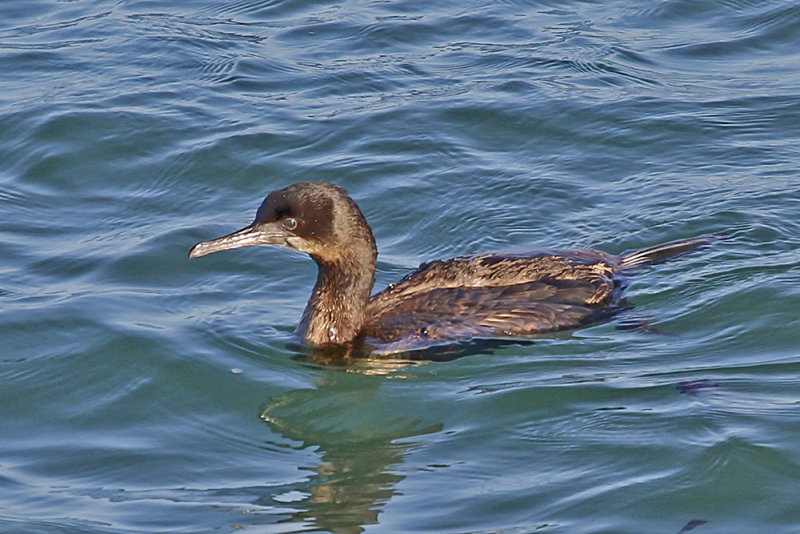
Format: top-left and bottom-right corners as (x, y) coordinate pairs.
(368, 250), (619, 308)
(362, 278), (619, 349)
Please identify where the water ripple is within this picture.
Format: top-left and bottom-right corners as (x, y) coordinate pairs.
(2, 0), (800, 532)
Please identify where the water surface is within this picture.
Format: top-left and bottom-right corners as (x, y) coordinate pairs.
(2, 0), (799, 532)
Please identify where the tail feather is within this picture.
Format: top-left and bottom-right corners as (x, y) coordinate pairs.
(620, 236), (718, 269)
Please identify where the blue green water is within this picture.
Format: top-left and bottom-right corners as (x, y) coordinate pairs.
(2, 1), (800, 532)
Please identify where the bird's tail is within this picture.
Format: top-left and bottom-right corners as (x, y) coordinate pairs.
(620, 236), (718, 269)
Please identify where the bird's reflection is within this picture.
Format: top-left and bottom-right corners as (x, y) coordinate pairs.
(259, 362), (442, 533)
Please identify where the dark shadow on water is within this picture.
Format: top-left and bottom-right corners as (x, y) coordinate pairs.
(290, 336), (542, 365)
(283, 303), (647, 366)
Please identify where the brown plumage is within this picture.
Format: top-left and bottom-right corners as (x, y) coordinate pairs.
(189, 182), (713, 356)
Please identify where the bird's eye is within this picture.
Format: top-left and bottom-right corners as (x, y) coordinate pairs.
(282, 218), (298, 230)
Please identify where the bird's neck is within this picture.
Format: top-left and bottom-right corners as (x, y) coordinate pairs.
(296, 251), (376, 346)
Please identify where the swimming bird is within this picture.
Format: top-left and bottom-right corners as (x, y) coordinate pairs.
(189, 182), (712, 356)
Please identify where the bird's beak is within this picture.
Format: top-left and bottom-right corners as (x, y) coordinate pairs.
(189, 222), (288, 259)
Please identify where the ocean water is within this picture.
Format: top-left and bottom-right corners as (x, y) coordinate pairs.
(2, 0), (800, 532)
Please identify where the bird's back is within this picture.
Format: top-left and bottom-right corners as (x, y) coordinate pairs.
(361, 250), (625, 352)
